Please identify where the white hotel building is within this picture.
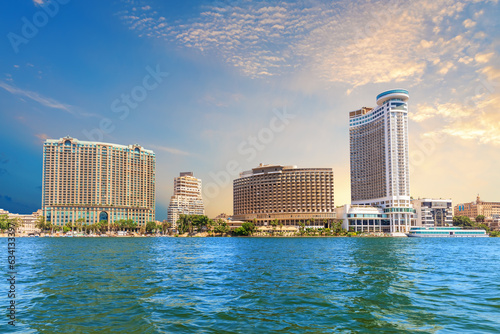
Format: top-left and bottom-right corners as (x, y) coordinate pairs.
(167, 172), (205, 227)
(349, 89), (414, 234)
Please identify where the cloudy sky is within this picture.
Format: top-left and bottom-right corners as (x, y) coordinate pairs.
(1, 0), (499, 219)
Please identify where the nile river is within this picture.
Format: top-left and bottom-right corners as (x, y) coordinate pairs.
(2, 237), (500, 333)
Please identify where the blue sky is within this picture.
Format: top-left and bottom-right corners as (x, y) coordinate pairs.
(1, 0), (499, 219)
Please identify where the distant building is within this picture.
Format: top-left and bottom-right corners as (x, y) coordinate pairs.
(42, 136), (156, 227)
(349, 89), (414, 233)
(335, 204), (387, 233)
(167, 172), (205, 228)
(454, 195), (500, 221)
(233, 164), (335, 228)
(411, 199), (453, 227)
(214, 213), (229, 220)
(0, 208), (42, 234)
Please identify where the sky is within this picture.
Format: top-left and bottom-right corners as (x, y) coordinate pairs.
(0, 0), (499, 220)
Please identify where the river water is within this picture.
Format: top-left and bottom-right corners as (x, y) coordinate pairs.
(2, 237), (499, 333)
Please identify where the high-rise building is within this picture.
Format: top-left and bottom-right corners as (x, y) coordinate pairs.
(167, 172), (205, 227)
(349, 89), (414, 233)
(411, 198), (453, 227)
(233, 164), (335, 228)
(42, 136), (155, 226)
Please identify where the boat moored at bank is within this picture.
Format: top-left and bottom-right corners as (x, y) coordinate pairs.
(408, 226), (488, 237)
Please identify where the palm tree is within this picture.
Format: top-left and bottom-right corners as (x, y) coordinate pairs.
(127, 220), (137, 233)
(164, 221), (171, 232)
(75, 218), (85, 233)
(299, 221), (305, 235)
(0, 214), (9, 233)
(36, 216), (46, 234)
(46, 222), (54, 236)
(270, 219), (279, 235)
(177, 215), (191, 234)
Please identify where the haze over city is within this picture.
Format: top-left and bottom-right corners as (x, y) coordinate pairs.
(1, 0), (499, 220)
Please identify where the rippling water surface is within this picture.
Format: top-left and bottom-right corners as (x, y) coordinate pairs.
(2, 237), (500, 333)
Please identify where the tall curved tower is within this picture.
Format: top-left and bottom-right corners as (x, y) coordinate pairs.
(349, 89), (413, 233)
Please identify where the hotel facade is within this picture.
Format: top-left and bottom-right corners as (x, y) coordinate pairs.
(455, 195), (500, 221)
(411, 198), (453, 227)
(167, 172), (205, 227)
(349, 89), (414, 233)
(0, 208), (42, 235)
(42, 136), (155, 226)
(233, 164), (335, 228)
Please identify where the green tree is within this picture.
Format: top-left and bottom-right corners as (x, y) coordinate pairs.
(177, 214), (190, 234)
(76, 218), (85, 232)
(0, 214), (9, 232)
(478, 223), (490, 232)
(234, 222), (256, 236)
(46, 222), (54, 235)
(98, 220), (108, 233)
(490, 230), (500, 237)
(127, 220), (137, 233)
(476, 215), (486, 223)
(146, 221), (156, 233)
(453, 216), (473, 227)
(270, 219), (279, 235)
(299, 221), (305, 235)
(193, 215), (210, 233)
(162, 220), (172, 235)
(35, 216), (46, 233)
(213, 219), (229, 235)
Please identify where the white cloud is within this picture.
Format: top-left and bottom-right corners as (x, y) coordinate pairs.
(0, 81), (72, 113)
(118, 0), (496, 89)
(148, 144), (190, 156)
(463, 19), (477, 28)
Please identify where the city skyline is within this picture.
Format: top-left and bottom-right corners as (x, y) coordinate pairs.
(1, 0), (499, 220)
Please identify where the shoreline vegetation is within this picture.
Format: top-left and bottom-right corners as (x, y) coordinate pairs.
(2, 213), (499, 238)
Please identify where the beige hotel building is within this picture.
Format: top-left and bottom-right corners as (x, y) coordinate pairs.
(42, 136), (155, 226)
(233, 164), (335, 228)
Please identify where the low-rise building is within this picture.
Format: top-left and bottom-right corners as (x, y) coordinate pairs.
(0, 208), (42, 234)
(411, 198), (453, 227)
(454, 195), (500, 221)
(335, 204), (388, 233)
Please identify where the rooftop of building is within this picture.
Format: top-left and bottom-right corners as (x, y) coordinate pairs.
(376, 89), (409, 106)
(239, 163), (333, 178)
(44, 136), (155, 154)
